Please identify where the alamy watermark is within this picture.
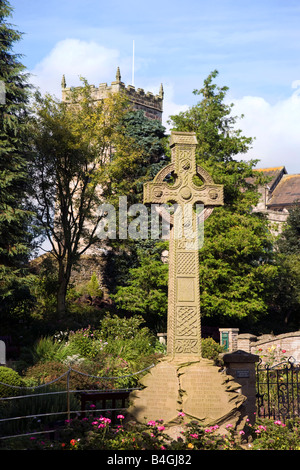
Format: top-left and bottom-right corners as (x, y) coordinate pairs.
(96, 197), (205, 249)
(0, 81), (6, 105)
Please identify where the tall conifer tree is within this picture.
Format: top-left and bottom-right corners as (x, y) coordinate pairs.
(0, 0), (31, 324)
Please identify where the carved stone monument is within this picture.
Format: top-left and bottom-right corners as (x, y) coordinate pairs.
(144, 131), (223, 359)
(128, 132), (247, 430)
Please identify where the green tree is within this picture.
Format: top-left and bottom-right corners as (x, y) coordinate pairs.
(28, 81), (148, 316)
(0, 0), (33, 330)
(277, 203), (300, 255)
(168, 70), (264, 209)
(112, 245), (168, 331)
(271, 204), (300, 329)
(100, 109), (168, 329)
(168, 71), (277, 328)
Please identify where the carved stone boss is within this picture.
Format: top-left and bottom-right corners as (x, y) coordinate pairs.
(144, 131), (223, 358)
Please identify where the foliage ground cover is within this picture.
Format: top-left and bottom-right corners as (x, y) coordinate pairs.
(2, 412), (300, 450)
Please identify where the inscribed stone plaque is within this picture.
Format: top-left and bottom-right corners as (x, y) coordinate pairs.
(180, 361), (246, 422)
(128, 361), (180, 424)
(236, 369), (250, 378)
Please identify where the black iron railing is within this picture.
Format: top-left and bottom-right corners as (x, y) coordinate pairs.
(256, 357), (300, 420)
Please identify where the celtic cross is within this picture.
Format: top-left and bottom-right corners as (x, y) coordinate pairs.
(144, 131), (223, 359)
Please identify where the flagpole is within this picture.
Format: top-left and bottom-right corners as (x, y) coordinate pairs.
(132, 40), (135, 86)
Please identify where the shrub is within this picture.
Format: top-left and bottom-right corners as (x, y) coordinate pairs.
(67, 273), (103, 301)
(67, 327), (107, 359)
(32, 336), (69, 364)
(247, 417), (300, 450)
(99, 314), (147, 340)
(22, 316), (163, 393)
(201, 337), (224, 363)
(0, 366), (25, 398)
(23, 360), (109, 390)
(86, 273), (103, 298)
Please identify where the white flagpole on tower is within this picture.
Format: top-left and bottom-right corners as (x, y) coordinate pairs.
(132, 40), (135, 86)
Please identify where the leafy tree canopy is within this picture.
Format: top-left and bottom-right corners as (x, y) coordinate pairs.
(270, 203), (300, 330)
(168, 70), (277, 329)
(277, 203), (300, 255)
(28, 80), (167, 317)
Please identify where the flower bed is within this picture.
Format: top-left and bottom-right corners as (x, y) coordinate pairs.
(3, 412), (300, 450)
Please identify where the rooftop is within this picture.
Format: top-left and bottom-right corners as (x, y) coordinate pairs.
(253, 166), (287, 191)
(267, 174), (300, 207)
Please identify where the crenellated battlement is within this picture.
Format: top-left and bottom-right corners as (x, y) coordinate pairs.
(61, 67), (163, 121)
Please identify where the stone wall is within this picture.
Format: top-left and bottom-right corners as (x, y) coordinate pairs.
(70, 254), (108, 292)
(220, 328), (300, 364)
(30, 252), (110, 298)
(245, 332), (300, 363)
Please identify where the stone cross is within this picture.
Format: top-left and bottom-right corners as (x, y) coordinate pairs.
(144, 131), (223, 359)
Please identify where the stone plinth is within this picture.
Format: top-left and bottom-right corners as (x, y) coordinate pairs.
(127, 357), (247, 430)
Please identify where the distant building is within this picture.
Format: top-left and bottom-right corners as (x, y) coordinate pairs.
(61, 67), (164, 121)
(252, 166), (300, 234)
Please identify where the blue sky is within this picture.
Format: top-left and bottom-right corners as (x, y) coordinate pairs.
(9, 0), (300, 172)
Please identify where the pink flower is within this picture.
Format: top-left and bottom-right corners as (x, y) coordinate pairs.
(190, 433), (198, 439)
(178, 412), (185, 417)
(226, 424), (233, 429)
(158, 426), (165, 431)
(239, 430), (245, 435)
(258, 425), (267, 431)
(99, 417), (111, 424)
(147, 420), (156, 426)
(117, 414), (124, 420)
(160, 446), (166, 450)
(282, 349), (286, 353)
(90, 404), (96, 409)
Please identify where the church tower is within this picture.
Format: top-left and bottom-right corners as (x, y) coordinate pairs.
(61, 68), (164, 121)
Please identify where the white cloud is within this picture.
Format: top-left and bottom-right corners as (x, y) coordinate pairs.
(29, 38), (124, 97)
(148, 83), (188, 131)
(139, 81), (189, 131)
(27, 40), (300, 176)
(28, 38), (189, 132)
(163, 93), (189, 131)
(230, 84), (300, 173)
